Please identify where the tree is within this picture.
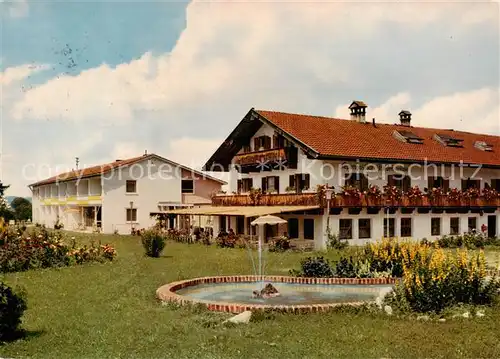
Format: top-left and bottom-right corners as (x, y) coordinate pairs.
(0, 181), (9, 197)
(0, 182), (14, 221)
(11, 197), (32, 221)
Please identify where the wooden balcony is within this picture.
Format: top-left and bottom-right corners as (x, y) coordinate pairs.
(234, 148), (287, 166)
(212, 193), (319, 207)
(334, 195), (500, 208)
(212, 193), (500, 210)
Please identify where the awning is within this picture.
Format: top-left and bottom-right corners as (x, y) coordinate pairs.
(162, 205), (319, 218)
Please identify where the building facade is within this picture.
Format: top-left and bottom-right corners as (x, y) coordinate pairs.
(186, 103), (500, 250)
(30, 154), (224, 234)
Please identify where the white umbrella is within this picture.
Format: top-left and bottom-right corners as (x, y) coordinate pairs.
(251, 215), (287, 226)
(251, 215), (287, 287)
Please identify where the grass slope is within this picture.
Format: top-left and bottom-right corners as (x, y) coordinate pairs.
(1, 234), (499, 359)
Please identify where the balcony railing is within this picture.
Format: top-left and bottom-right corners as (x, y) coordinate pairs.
(234, 148), (287, 166)
(212, 193), (319, 206)
(212, 193), (500, 208)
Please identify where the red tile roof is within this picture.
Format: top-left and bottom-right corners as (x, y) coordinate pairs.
(256, 110), (500, 166)
(31, 154), (226, 187)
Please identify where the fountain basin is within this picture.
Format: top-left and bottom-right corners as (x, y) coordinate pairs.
(157, 275), (397, 313)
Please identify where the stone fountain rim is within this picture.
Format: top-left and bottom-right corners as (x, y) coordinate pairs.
(156, 275), (398, 313)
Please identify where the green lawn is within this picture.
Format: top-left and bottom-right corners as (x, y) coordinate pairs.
(1, 234), (500, 359)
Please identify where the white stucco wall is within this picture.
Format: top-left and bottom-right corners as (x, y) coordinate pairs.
(101, 157), (182, 234)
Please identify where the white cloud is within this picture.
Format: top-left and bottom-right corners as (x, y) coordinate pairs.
(164, 137), (223, 169)
(335, 88), (499, 134)
(110, 142), (143, 161)
(0, 63), (48, 86)
(2, 0), (499, 195)
(10, 1), (499, 124)
(413, 88), (500, 134)
(1, 0), (29, 18)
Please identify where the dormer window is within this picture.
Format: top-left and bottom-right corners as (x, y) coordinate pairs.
(393, 130), (424, 144)
(474, 141), (493, 152)
(434, 133), (464, 148)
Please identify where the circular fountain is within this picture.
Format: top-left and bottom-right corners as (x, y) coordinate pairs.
(157, 215), (395, 313)
(156, 275), (396, 313)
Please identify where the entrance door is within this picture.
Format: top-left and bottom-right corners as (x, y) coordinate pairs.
(84, 207), (95, 227)
(488, 215), (497, 238)
(219, 216), (226, 232)
(96, 207), (102, 228)
(288, 218), (299, 239)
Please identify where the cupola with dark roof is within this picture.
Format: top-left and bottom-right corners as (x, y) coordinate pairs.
(399, 110), (412, 126)
(349, 100), (367, 123)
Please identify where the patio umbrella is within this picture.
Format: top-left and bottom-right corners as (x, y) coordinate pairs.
(251, 215), (287, 226)
(251, 215), (287, 287)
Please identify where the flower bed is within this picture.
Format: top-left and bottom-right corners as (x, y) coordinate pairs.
(436, 232), (500, 249)
(388, 247), (499, 313)
(0, 227), (116, 273)
(291, 238), (500, 313)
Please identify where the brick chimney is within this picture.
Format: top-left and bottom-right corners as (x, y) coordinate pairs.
(349, 101), (367, 123)
(399, 110), (412, 126)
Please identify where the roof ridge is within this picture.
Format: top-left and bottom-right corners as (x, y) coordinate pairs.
(256, 109), (499, 138)
(30, 153), (226, 187)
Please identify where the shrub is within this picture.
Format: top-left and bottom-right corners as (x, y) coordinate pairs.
(334, 257), (357, 278)
(0, 282), (27, 340)
(388, 248), (500, 313)
(54, 217), (64, 230)
(437, 232), (499, 249)
(363, 238), (426, 277)
(269, 236), (290, 252)
(216, 235), (236, 248)
(0, 227), (116, 273)
(298, 256), (334, 277)
(327, 231), (348, 250)
(166, 228), (190, 243)
(141, 229), (166, 257)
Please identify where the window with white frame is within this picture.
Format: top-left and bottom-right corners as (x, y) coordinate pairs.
(431, 218), (441, 236)
(126, 208), (137, 222)
(401, 218), (412, 237)
(126, 180), (137, 193)
(358, 218), (371, 239)
(339, 219), (353, 239)
(468, 217), (477, 232)
(450, 217), (460, 235)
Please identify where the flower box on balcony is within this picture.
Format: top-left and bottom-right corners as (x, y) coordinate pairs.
(429, 196), (445, 207)
(365, 196), (382, 207)
(407, 197), (424, 207)
(340, 196), (362, 207)
(483, 207), (497, 214)
(417, 207), (431, 214)
(401, 207), (415, 214)
(446, 199), (462, 207)
(366, 207), (381, 214)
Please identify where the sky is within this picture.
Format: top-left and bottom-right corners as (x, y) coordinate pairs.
(0, 0), (499, 196)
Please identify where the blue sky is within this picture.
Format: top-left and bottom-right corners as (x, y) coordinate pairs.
(1, 1), (187, 82)
(0, 0), (499, 196)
